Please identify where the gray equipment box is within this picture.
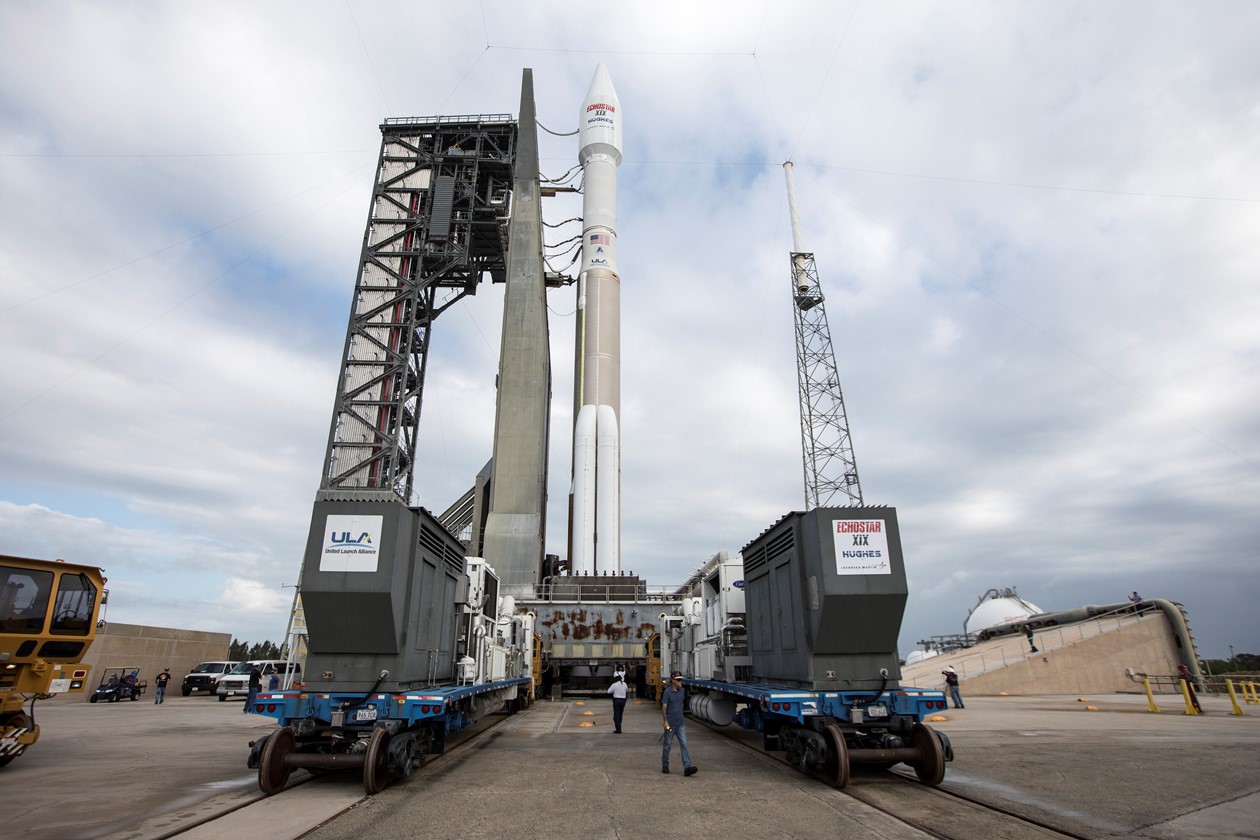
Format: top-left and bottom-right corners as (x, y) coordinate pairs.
(742, 507), (906, 690)
(300, 499), (466, 692)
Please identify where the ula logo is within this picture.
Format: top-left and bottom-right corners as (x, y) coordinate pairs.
(328, 531), (373, 547)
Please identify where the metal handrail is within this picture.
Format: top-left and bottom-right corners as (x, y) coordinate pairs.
(943, 605), (1162, 682)
(527, 584), (680, 605)
(383, 113), (514, 126)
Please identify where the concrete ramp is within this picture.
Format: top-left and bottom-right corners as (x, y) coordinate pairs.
(901, 611), (1184, 696)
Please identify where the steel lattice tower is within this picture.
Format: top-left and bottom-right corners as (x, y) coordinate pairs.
(319, 116), (517, 502)
(784, 162), (863, 508)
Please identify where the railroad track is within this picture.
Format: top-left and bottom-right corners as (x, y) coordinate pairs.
(852, 769), (1096, 840)
(701, 720), (1093, 840)
(143, 712), (521, 840)
(141, 706), (1094, 840)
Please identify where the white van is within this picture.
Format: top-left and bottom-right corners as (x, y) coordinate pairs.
(181, 661), (239, 696)
(216, 660), (301, 701)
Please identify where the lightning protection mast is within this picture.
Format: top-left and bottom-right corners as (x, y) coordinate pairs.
(783, 161), (863, 509)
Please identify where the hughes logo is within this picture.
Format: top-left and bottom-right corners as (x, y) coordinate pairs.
(831, 518), (893, 577)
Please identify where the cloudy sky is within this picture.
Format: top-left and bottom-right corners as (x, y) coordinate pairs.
(1, 1), (1256, 661)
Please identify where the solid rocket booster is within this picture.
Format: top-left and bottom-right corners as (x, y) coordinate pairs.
(571, 65), (623, 576)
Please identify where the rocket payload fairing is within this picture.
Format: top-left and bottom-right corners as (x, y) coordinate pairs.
(571, 65), (623, 575)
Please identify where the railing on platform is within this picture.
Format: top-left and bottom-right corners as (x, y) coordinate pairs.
(946, 603), (1162, 682)
(1202, 673), (1260, 697)
(528, 584), (680, 605)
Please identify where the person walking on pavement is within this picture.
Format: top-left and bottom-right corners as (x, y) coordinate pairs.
(608, 673), (628, 733)
(660, 671), (697, 776)
(154, 668), (171, 704)
(943, 666), (964, 709)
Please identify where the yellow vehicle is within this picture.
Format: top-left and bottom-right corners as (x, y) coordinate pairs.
(646, 632), (661, 701)
(1, 554), (107, 767)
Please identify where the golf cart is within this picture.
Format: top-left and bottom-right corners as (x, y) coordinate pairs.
(89, 667), (147, 702)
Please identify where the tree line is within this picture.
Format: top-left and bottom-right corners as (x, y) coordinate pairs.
(228, 639), (284, 661)
(1203, 652), (1258, 674)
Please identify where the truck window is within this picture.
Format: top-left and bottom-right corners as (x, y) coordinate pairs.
(0, 566), (54, 634)
(50, 573), (98, 636)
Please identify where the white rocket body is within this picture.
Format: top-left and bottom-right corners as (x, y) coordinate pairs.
(571, 65), (622, 575)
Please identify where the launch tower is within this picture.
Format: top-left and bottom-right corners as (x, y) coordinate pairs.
(320, 117), (516, 501)
(783, 161), (864, 508)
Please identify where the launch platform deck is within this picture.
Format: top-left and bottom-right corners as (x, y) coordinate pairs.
(8, 691), (1258, 839)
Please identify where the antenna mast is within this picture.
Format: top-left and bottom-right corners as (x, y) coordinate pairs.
(783, 161), (863, 508)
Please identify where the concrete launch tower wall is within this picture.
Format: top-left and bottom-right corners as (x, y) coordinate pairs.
(481, 70), (552, 598)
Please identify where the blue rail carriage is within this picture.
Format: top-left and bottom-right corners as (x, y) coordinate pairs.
(665, 508), (953, 789)
(249, 674), (531, 795)
(247, 501), (537, 795)
(683, 677), (949, 788)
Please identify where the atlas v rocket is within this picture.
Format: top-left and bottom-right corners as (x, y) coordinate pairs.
(570, 64), (622, 576)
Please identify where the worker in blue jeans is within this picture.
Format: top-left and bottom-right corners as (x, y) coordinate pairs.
(244, 665), (261, 713)
(660, 672), (697, 776)
(943, 666), (964, 709)
(153, 668), (171, 704)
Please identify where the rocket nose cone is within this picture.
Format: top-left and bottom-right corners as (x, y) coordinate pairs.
(579, 64), (622, 164)
(584, 63), (619, 108)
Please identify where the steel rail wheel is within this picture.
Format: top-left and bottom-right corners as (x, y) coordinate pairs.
(258, 727), (295, 795)
(822, 723), (851, 789)
(908, 722), (945, 786)
(363, 727), (392, 795)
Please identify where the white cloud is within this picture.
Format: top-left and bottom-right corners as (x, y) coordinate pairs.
(217, 577), (293, 619)
(1, 0), (1257, 661)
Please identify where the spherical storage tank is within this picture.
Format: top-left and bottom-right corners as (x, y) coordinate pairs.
(964, 587), (1042, 636)
(904, 649), (941, 666)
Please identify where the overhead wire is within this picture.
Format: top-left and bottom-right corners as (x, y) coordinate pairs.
(9, 23), (1248, 461)
(344, 0), (391, 112)
(538, 121), (578, 137)
(785, 0), (860, 162)
(436, 46), (490, 114)
(486, 44), (751, 57)
(0, 149), (374, 159)
(545, 234), (582, 251)
(545, 249), (581, 276)
(542, 164), (582, 184)
(795, 160), (1259, 203)
(802, 167), (1260, 474)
